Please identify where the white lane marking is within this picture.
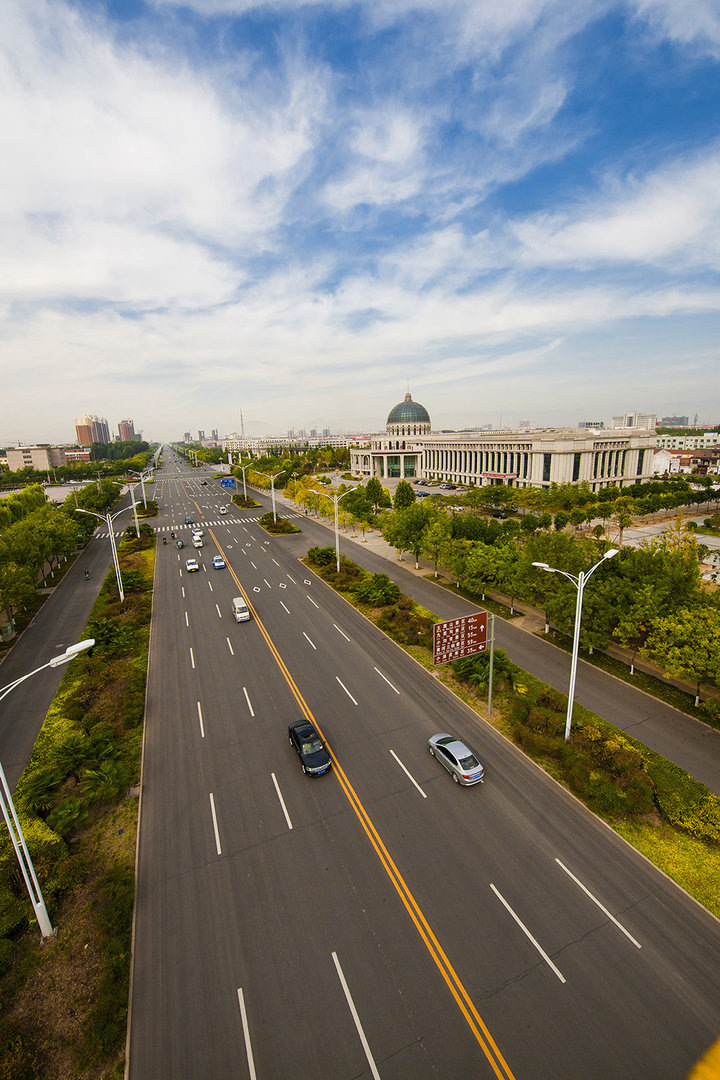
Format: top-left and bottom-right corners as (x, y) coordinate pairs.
(243, 687), (255, 717)
(209, 793), (222, 855)
(389, 750), (427, 798)
(197, 701), (205, 738)
(336, 677), (358, 705)
(181, 586), (185, 597)
(332, 952), (381, 1080)
(185, 611), (189, 627)
(303, 632), (317, 650)
(555, 859), (642, 949)
(264, 578), (271, 588)
(280, 601), (291, 614)
(208, 581), (213, 592)
(236, 988), (257, 1080)
(271, 773), (293, 830)
(334, 624), (351, 642)
(272, 558), (280, 566)
(190, 648), (195, 669)
(215, 604), (222, 618)
(490, 884), (566, 983)
(286, 574), (296, 583)
(306, 594), (319, 609)
(226, 636), (235, 655)
(251, 561), (258, 569)
(375, 667), (399, 694)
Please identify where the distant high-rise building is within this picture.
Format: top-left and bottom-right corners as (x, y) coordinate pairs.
(211, 428), (218, 441)
(611, 411), (656, 430)
(322, 427), (330, 438)
(660, 415), (689, 427)
(184, 432), (192, 443)
(74, 414), (110, 446)
(310, 427), (318, 438)
(118, 418), (136, 441)
(198, 430), (205, 442)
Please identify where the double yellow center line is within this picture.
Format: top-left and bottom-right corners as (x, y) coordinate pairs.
(214, 530), (516, 1079)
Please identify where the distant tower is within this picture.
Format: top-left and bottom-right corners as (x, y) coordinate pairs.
(241, 411), (245, 438)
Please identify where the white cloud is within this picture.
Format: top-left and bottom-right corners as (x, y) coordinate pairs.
(511, 149), (720, 269)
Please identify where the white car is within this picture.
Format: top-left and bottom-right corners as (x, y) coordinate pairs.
(192, 538), (203, 548)
(212, 555), (225, 569)
(219, 506), (228, 514)
(185, 558), (200, 572)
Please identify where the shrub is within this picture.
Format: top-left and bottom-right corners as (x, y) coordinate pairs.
(307, 546), (336, 566)
(376, 605), (433, 649)
(354, 573), (401, 606)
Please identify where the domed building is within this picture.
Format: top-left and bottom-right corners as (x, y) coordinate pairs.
(350, 390), (657, 490)
(386, 393), (431, 438)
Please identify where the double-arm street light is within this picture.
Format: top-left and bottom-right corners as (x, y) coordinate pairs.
(128, 469), (152, 510)
(0, 639), (95, 938)
(311, 488), (354, 573)
(235, 463), (253, 502)
(256, 471), (285, 522)
(75, 504), (138, 603)
(532, 548), (619, 741)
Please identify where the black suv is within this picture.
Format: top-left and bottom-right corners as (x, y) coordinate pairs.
(288, 721), (332, 776)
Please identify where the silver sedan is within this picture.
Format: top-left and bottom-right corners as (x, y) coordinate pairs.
(428, 733), (484, 785)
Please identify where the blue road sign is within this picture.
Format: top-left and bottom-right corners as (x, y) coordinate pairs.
(221, 478), (236, 488)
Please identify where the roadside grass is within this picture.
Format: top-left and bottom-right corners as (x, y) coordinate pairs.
(304, 548), (720, 921)
(0, 531), (153, 1078)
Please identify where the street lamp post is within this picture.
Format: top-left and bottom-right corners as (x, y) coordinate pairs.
(0, 639), (95, 938)
(128, 469), (152, 509)
(532, 549), (619, 741)
(311, 488), (354, 573)
(256, 471), (285, 523)
(127, 484), (142, 538)
(236, 463), (252, 502)
(75, 504), (138, 603)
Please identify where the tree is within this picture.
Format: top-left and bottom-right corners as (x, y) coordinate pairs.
(383, 501), (436, 567)
(393, 479), (416, 509)
(612, 585), (658, 675)
(366, 476), (384, 512)
(422, 518), (452, 577)
(644, 605), (720, 705)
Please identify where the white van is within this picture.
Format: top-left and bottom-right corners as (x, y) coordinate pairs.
(232, 597), (250, 622)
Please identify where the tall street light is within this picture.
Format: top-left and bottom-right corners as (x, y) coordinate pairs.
(532, 548), (619, 741)
(0, 639), (95, 938)
(236, 463), (253, 502)
(128, 469), (152, 509)
(311, 488), (354, 572)
(75, 504), (138, 603)
(256, 471), (285, 522)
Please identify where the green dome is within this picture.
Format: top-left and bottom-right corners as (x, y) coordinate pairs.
(387, 393), (430, 425)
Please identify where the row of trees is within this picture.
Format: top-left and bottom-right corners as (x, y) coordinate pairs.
(0, 481), (122, 633)
(1, 444), (153, 488)
(284, 474), (720, 708)
(176, 442), (351, 476)
(383, 501), (720, 708)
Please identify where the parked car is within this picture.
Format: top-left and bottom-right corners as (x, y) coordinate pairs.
(428, 733), (484, 785)
(212, 555), (225, 569)
(185, 558), (200, 573)
(288, 720), (332, 775)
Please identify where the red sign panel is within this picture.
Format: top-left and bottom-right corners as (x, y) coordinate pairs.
(433, 612), (488, 665)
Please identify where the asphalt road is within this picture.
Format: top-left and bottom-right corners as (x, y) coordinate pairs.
(265, 492), (720, 794)
(0, 505), (119, 789)
(128, 452), (720, 1080)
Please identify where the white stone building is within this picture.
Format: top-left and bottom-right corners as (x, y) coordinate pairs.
(351, 394), (658, 491)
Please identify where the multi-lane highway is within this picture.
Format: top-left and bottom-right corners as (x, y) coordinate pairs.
(128, 450), (720, 1079)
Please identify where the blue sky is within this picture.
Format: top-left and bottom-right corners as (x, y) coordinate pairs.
(1, 0), (719, 443)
